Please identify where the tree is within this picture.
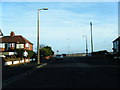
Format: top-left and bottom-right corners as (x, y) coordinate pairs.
(40, 46), (54, 59)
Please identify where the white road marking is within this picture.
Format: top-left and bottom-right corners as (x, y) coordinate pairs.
(36, 63), (47, 68)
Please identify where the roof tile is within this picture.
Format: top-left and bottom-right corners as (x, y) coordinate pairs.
(0, 35), (33, 45)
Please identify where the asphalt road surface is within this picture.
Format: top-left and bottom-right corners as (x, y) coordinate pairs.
(3, 56), (120, 88)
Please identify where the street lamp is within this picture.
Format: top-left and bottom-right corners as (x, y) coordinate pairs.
(83, 35), (88, 56)
(68, 38), (69, 56)
(37, 8), (48, 64)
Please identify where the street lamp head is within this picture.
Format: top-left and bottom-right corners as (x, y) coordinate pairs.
(38, 8), (48, 11)
(90, 21), (92, 26)
(82, 35), (87, 38)
(42, 8), (48, 10)
(82, 35), (85, 37)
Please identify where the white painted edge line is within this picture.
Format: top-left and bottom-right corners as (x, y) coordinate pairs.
(36, 63), (47, 68)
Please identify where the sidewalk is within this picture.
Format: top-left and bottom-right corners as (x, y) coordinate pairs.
(3, 61), (46, 81)
(2, 58), (54, 85)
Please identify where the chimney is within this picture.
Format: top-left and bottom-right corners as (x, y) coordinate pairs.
(0, 29), (3, 37)
(10, 31), (15, 37)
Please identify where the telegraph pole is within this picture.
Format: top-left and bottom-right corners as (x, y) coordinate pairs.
(90, 21), (94, 53)
(37, 9), (40, 64)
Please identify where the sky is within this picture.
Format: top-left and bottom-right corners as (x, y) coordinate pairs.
(1, 0), (119, 2)
(1, 2), (118, 54)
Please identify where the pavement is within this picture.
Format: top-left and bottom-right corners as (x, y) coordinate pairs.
(2, 61), (47, 87)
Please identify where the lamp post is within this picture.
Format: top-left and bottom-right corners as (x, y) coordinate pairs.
(83, 35), (88, 56)
(68, 38), (69, 56)
(37, 8), (48, 64)
(90, 21), (94, 53)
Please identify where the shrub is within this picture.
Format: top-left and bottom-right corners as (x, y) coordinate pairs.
(15, 49), (35, 58)
(26, 50), (35, 58)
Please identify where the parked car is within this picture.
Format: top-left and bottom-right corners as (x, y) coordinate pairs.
(56, 54), (63, 60)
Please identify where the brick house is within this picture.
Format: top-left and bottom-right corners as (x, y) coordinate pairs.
(0, 31), (33, 53)
(0, 31), (34, 66)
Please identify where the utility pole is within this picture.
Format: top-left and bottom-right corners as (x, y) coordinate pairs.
(90, 21), (94, 53)
(37, 9), (40, 64)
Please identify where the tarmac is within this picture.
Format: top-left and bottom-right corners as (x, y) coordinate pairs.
(2, 56), (120, 88)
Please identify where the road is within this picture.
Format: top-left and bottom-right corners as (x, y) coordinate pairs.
(3, 56), (120, 88)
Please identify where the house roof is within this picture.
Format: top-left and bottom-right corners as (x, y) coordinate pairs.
(0, 35), (33, 45)
(113, 36), (120, 42)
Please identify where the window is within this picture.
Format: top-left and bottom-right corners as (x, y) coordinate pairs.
(8, 43), (15, 48)
(8, 43), (11, 48)
(116, 41), (119, 53)
(26, 43), (29, 48)
(16, 44), (24, 49)
(0, 43), (5, 48)
(11, 43), (15, 47)
(0, 43), (2, 48)
(113, 42), (116, 49)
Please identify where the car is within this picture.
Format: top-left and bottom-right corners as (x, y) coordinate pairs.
(56, 54), (63, 60)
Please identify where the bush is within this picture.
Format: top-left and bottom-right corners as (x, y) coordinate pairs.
(15, 49), (35, 58)
(27, 50), (35, 58)
(14, 49), (24, 58)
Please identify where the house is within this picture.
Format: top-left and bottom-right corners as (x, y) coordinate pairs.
(113, 36), (120, 55)
(0, 31), (33, 52)
(0, 31), (34, 66)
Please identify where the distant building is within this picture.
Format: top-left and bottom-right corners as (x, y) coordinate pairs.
(113, 36), (120, 55)
(92, 50), (108, 57)
(0, 31), (33, 52)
